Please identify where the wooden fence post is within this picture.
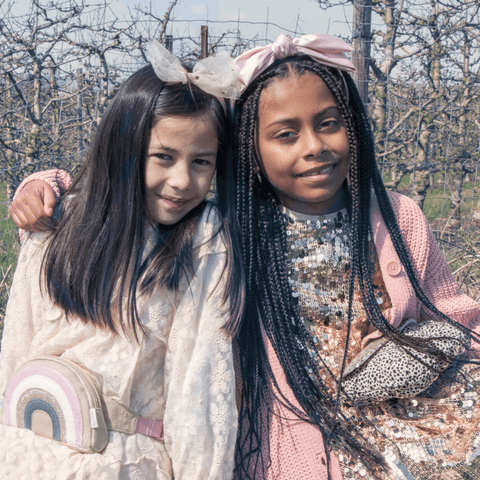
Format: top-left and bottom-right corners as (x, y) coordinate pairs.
(201, 25), (208, 58)
(165, 35), (173, 52)
(352, 0), (372, 105)
(76, 68), (83, 160)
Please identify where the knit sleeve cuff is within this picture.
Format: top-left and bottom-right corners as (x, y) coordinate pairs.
(14, 169), (72, 201)
(14, 170), (72, 243)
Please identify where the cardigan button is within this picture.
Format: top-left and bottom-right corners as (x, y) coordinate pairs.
(386, 261), (401, 276)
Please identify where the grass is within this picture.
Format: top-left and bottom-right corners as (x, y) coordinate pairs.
(382, 172), (480, 226)
(0, 184), (20, 341)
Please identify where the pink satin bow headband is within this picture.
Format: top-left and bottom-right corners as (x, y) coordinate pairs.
(235, 34), (356, 92)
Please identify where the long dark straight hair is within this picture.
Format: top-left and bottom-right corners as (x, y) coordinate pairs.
(42, 64), (243, 339)
(230, 58), (477, 477)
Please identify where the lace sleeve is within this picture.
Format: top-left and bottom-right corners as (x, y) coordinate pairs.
(0, 233), (49, 392)
(163, 237), (237, 479)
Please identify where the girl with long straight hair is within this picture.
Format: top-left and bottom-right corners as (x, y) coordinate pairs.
(1, 41), (242, 479)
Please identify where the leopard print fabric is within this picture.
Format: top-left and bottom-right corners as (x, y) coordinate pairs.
(341, 319), (470, 405)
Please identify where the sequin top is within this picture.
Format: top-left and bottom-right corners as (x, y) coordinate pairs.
(283, 206), (480, 480)
(284, 207), (392, 395)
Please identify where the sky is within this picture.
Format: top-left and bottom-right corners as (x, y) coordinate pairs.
(114, 0), (354, 44)
(10, 0), (354, 46)
(9, 0), (355, 68)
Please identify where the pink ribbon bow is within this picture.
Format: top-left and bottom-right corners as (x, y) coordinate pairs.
(235, 34), (356, 91)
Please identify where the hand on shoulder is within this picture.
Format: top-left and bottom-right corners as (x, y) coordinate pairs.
(10, 180), (57, 232)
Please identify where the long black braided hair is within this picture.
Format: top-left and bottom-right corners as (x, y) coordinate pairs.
(228, 57), (479, 478)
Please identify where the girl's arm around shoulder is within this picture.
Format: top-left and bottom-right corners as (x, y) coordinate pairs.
(10, 170), (71, 240)
(162, 201), (237, 479)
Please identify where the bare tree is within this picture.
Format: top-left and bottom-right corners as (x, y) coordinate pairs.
(0, 0), (138, 195)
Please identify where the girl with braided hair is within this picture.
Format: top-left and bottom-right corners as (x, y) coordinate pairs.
(230, 34), (480, 480)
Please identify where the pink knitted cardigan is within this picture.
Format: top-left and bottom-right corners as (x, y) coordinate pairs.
(16, 174), (480, 479)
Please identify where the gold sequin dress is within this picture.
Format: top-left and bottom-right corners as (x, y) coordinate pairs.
(285, 207), (480, 480)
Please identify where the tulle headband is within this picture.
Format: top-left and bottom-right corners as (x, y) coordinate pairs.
(147, 40), (241, 100)
(235, 34), (356, 92)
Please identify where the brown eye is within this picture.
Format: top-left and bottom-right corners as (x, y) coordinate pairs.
(318, 120), (338, 130)
(275, 131), (296, 140)
(194, 159), (213, 166)
(154, 154), (171, 161)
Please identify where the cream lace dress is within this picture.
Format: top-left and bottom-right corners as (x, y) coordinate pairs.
(0, 205), (237, 480)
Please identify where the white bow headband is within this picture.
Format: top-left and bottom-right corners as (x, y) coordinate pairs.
(147, 39), (241, 100)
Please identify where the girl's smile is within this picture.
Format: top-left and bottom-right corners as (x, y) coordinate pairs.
(256, 72), (351, 215)
(298, 164), (334, 177)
